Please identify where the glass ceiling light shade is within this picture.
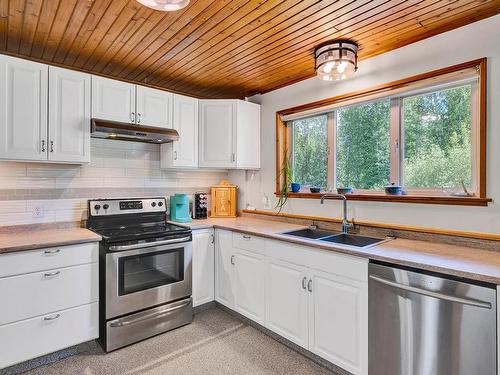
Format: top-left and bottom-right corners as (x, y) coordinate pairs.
(136, 0), (190, 11)
(315, 40), (359, 81)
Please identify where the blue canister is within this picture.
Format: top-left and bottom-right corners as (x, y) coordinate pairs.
(291, 182), (301, 193)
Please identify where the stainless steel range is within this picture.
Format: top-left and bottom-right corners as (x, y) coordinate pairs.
(86, 198), (193, 352)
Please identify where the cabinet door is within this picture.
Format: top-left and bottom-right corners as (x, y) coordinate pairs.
(309, 270), (368, 375)
(136, 85), (173, 128)
(236, 100), (260, 169)
(160, 94), (198, 168)
(233, 248), (266, 324)
(266, 258), (308, 348)
(48, 67), (90, 163)
(215, 229), (235, 308)
(199, 100), (236, 168)
(0, 55), (48, 161)
(192, 229), (215, 307)
(91, 76), (135, 123)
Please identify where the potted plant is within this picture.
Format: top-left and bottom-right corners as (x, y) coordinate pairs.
(276, 152), (293, 213)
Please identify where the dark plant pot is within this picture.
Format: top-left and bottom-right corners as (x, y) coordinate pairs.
(290, 182), (301, 193)
(309, 187), (321, 193)
(337, 187), (354, 194)
(385, 183), (404, 195)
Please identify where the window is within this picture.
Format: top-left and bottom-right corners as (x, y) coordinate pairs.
(402, 85), (472, 190)
(291, 115), (328, 187)
(277, 59), (489, 205)
(336, 99), (391, 190)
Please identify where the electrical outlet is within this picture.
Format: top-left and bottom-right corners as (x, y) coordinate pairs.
(32, 205), (44, 218)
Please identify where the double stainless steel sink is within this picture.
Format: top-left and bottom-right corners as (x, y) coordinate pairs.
(281, 228), (390, 248)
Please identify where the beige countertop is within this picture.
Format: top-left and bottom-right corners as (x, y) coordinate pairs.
(171, 217), (500, 284)
(0, 228), (101, 254)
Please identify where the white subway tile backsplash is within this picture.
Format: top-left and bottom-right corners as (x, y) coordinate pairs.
(0, 139), (228, 225)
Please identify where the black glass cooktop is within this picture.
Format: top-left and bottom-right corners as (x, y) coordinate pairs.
(93, 222), (190, 242)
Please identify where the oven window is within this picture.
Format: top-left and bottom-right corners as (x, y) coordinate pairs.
(118, 247), (184, 295)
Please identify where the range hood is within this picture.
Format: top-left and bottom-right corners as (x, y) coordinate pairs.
(90, 119), (179, 144)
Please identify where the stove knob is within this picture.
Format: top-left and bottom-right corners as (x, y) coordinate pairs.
(103, 204), (109, 210)
(158, 201), (163, 207)
(94, 204), (101, 211)
(151, 202), (156, 207)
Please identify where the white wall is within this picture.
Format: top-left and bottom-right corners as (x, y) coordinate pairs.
(234, 14), (500, 234)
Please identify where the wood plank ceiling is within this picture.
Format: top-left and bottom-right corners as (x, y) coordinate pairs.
(1, 0), (499, 98)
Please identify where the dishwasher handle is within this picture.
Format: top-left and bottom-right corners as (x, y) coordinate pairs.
(369, 275), (492, 309)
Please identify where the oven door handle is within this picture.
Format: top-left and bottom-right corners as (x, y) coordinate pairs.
(109, 299), (192, 327)
(108, 236), (191, 251)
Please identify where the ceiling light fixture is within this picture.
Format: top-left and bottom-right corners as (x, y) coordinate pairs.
(315, 40), (358, 81)
(136, 0), (190, 11)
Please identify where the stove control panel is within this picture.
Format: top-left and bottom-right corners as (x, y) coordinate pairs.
(89, 198), (166, 216)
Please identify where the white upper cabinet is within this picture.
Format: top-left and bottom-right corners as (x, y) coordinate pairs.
(48, 67), (91, 163)
(236, 100), (260, 169)
(0, 55), (48, 161)
(136, 85), (173, 128)
(91, 76), (135, 123)
(160, 94), (198, 169)
(199, 100), (236, 168)
(199, 99), (260, 169)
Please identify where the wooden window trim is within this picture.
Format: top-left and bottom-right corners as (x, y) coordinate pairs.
(275, 58), (490, 206)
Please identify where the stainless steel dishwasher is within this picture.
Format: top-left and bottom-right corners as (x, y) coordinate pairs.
(369, 262), (497, 375)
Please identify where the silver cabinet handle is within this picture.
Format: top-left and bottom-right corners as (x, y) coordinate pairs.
(230, 255), (235, 265)
(302, 277), (307, 290)
(44, 271), (60, 278)
(231, 153), (236, 162)
(109, 299), (191, 327)
(174, 150), (178, 160)
(137, 113), (141, 123)
(210, 234), (214, 244)
(130, 112), (135, 123)
(307, 279), (313, 292)
(242, 235), (251, 240)
(41, 140), (46, 152)
(369, 275), (492, 309)
(44, 313), (60, 321)
(44, 249), (60, 254)
(109, 236), (191, 251)
(50, 140), (54, 153)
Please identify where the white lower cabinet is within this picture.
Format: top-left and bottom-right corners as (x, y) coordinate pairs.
(215, 230), (368, 375)
(233, 248), (266, 324)
(265, 258), (309, 348)
(192, 229), (215, 307)
(0, 242), (99, 370)
(308, 269), (368, 375)
(0, 303), (98, 369)
(215, 229), (236, 307)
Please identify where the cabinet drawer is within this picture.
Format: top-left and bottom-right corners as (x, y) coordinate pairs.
(0, 242), (98, 278)
(232, 232), (265, 255)
(0, 263), (98, 325)
(0, 302), (98, 369)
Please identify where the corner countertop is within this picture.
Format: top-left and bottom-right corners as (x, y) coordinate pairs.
(0, 227), (101, 254)
(171, 217), (500, 285)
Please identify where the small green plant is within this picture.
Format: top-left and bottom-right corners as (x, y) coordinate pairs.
(276, 151), (292, 213)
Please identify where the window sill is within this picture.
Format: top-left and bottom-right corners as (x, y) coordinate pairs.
(275, 192), (492, 206)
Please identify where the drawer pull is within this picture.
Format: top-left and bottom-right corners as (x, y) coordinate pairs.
(307, 279), (313, 292)
(44, 249), (61, 254)
(43, 271), (61, 278)
(242, 235), (251, 240)
(302, 277), (307, 290)
(44, 314), (60, 321)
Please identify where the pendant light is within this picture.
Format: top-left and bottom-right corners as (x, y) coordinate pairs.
(136, 0), (190, 11)
(315, 40), (359, 81)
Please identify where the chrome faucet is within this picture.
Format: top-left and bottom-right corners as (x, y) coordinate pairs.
(320, 193), (353, 234)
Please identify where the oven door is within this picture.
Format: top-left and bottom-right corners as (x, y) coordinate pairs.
(106, 237), (192, 319)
